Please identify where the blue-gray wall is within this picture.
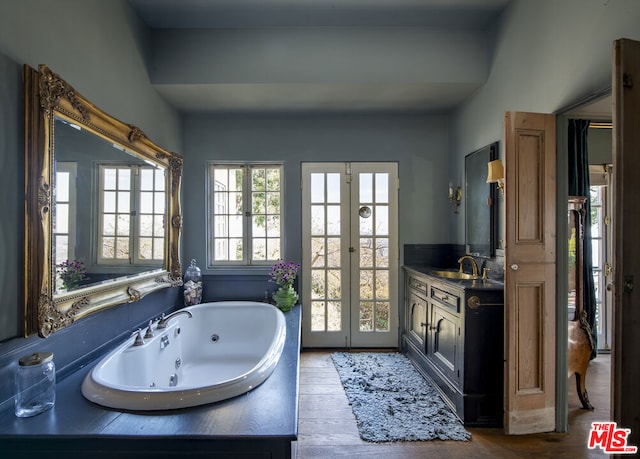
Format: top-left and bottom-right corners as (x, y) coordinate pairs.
(0, 0), (639, 400)
(0, 0), (181, 401)
(450, 0), (640, 245)
(181, 113), (452, 300)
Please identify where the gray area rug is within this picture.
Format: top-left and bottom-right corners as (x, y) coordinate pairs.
(331, 352), (471, 442)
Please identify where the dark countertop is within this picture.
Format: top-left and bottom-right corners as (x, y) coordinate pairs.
(403, 265), (504, 291)
(0, 305), (301, 457)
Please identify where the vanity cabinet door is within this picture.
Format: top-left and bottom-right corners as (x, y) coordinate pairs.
(408, 291), (427, 349)
(429, 302), (461, 387)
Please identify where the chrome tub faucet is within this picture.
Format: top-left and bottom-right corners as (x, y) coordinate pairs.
(156, 310), (194, 329)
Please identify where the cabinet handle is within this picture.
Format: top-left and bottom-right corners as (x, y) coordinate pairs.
(420, 322), (428, 328)
(467, 295), (503, 309)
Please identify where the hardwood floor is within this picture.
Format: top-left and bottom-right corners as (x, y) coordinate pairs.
(297, 351), (611, 458)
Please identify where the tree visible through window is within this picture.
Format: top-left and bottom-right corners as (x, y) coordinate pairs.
(208, 164), (282, 265)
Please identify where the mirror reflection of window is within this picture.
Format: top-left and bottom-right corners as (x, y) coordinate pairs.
(54, 162), (77, 268)
(98, 164), (165, 265)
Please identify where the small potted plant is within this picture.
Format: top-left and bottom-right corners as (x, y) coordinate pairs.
(56, 259), (89, 291)
(269, 260), (300, 312)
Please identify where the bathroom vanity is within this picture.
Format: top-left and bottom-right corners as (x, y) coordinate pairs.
(0, 306), (301, 458)
(402, 266), (504, 427)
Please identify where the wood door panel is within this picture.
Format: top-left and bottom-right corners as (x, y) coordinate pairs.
(504, 111), (556, 435)
(612, 38), (640, 446)
(515, 130), (544, 244)
(506, 112), (556, 264)
(509, 264), (556, 397)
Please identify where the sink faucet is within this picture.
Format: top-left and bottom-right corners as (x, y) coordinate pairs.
(156, 310), (193, 329)
(457, 256), (479, 278)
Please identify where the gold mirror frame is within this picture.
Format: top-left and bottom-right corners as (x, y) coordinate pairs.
(24, 65), (183, 338)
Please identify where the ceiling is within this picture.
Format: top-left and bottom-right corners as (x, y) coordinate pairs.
(127, 0), (511, 28)
(127, 0), (512, 113)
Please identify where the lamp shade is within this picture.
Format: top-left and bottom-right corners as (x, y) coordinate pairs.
(487, 159), (504, 183)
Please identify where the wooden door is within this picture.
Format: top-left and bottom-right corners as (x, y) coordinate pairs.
(504, 111), (557, 434)
(612, 38), (640, 446)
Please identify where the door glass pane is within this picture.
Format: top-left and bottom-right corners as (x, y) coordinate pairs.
(376, 270), (389, 298)
(327, 173), (340, 203)
(360, 301), (373, 331)
(311, 269), (326, 299)
(309, 171), (343, 332)
(327, 205), (340, 235)
(360, 269), (374, 299)
(359, 173), (373, 203)
(311, 205), (325, 235)
(376, 205), (389, 235)
(360, 209), (373, 235)
(311, 238), (325, 267)
(311, 302), (326, 331)
(311, 174), (325, 203)
(376, 238), (389, 267)
(327, 237), (341, 267)
(375, 173), (389, 203)
(376, 302), (390, 331)
(360, 238), (373, 267)
(327, 301), (341, 331)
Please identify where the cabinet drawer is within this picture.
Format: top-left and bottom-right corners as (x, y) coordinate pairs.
(408, 275), (428, 296)
(430, 286), (460, 313)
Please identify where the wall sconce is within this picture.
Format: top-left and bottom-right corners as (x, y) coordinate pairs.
(486, 159), (505, 195)
(449, 181), (462, 213)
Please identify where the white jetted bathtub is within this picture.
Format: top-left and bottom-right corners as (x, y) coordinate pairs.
(82, 301), (287, 410)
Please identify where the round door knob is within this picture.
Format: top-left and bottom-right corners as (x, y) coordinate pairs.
(510, 264), (519, 271)
(606, 283), (613, 292)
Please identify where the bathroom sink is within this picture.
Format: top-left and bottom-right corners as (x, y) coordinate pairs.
(430, 270), (478, 280)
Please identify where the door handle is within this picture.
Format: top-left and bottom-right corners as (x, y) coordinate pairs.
(510, 264), (519, 271)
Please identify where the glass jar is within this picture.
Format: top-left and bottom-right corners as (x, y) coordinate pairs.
(15, 352), (56, 418)
(183, 258), (203, 306)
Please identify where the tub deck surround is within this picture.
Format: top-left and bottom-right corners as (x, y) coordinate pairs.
(0, 305), (301, 459)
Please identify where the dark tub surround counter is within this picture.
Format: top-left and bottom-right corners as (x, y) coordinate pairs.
(402, 266), (504, 427)
(0, 305), (301, 459)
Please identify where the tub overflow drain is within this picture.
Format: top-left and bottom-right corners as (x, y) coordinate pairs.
(211, 334), (220, 343)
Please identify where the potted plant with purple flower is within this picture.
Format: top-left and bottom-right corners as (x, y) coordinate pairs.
(269, 260), (300, 312)
(56, 258), (89, 291)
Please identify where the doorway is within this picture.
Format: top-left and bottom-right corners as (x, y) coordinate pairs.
(560, 94), (613, 433)
(301, 162), (399, 348)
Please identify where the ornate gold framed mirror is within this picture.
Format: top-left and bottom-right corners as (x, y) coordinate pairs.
(24, 65), (183, 338)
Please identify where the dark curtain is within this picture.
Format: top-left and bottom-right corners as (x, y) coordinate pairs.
(568, 119), (598, 359)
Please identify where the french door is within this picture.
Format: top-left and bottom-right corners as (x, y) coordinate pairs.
(301, 162), (398, 348)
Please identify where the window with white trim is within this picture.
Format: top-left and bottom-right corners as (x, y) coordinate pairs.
(54, 162), (77, 266)
(97, 164), (165, 265)
(208, 163), (282, 265)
